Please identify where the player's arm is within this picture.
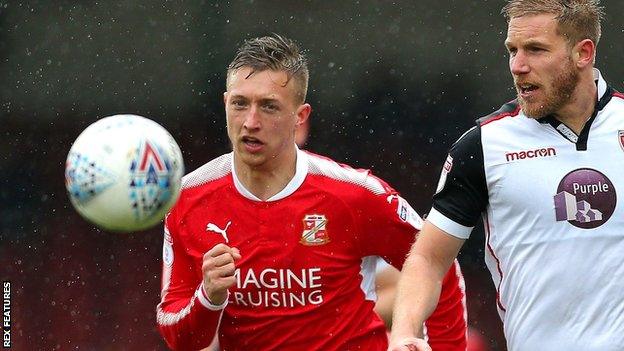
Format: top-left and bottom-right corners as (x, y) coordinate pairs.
(388, 221), (464, 351)
(352, 173), (468, 345)
(157, 216), (240, 350)
(374, 261), (401, 328)
(391, 125), (486, 350)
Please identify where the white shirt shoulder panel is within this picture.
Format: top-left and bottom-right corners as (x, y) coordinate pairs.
(307, 153), (386, 195)
(181, 153), (232, 189)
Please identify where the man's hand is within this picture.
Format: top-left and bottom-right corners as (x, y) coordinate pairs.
(202, 243), (241, 305)
(388, 337), (431, 351)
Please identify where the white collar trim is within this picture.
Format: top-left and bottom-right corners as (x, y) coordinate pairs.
(594, 68), (607, 100)
(232, 146), (309, 202)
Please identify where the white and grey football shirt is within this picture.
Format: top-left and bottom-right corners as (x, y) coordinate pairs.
(428, 69), (624, 351)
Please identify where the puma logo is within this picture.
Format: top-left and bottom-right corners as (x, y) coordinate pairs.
(206, 221), (232, 243)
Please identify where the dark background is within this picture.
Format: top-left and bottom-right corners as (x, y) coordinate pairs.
(1, 1), (622, 350)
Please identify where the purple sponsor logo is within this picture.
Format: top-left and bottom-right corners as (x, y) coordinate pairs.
(554, 168), (616, 229)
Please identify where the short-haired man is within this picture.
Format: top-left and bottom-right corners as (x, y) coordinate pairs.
(156, 34), (467, 350)
(390, 1), (624, 350)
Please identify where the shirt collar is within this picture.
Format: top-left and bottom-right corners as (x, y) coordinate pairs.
(232, 146), (309, 202)
(537, 67), (609, 126)
(534, 68), (613, 150)
(594, 68), (607, 101)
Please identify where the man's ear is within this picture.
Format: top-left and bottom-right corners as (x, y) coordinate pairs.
(575, 39), (596, 68)
(296, 103), (312, 126)
(223, 91), (228, 106)
(294, 104), (312, 148)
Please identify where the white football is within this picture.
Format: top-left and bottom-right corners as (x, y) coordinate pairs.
(65, 114), (184, 232)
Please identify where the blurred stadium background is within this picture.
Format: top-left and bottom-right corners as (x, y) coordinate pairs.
(1, 1), (622, 349)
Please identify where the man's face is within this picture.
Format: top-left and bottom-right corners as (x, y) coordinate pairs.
(224, 67), (308, 169)
(505, 14), (580, 119)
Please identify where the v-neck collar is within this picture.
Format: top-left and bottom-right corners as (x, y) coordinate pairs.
(538, 68), (613, 151)
(232, 146), (309, 202)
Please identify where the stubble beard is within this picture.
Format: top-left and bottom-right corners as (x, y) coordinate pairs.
(518, 58), (579, 119)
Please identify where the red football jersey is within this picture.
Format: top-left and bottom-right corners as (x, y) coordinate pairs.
(157, 150), (466, 351)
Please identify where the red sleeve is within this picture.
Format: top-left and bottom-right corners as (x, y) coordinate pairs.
(352, 176), (467, 350)
(353, 178), (423, 269)
(426, 261), (468, 351)
(156, 210), (223, 351)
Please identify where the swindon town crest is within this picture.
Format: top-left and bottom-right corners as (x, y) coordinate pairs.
(619, 130), (624, 151)
(300, 214), (330, 246)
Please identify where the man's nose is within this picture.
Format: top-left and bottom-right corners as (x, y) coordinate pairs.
(243, 106), (261, 129)
(510, 51), (530, 75)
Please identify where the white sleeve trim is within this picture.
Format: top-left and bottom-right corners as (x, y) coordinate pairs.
(427, 207), (473, 239)
(196, 282), (229, 311)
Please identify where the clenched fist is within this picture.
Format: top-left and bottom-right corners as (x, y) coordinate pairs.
(202, 243), (242, 305)
(388, 337), (432, 351)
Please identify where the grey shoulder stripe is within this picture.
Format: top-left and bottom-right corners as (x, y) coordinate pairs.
(307, 154), (385, 195)
(182, 153), (232, 189)
(156, 298), (196, 326)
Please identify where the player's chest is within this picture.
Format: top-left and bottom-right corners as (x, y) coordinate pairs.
(184, 192), (359, 265)
(483, 124), (623, 231)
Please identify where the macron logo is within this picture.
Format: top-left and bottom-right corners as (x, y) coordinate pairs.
(505, 147), (556, 162)
(206, 221), (231, 243)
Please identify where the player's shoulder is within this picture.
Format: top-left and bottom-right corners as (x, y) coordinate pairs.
(477, 100), (521, 128)
(304, 150), (393, 197)
(168, 153), (232, 224)
(445, 103), (521, 163)
(449, 100), (521, 151)
(606, 88), (624, 105)
(181, 152), (232, 191)
(611, 90), (624, 100)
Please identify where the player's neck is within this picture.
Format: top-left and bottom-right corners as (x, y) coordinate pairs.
(553, 71), (598, 135)
(234, 149), (297, 201)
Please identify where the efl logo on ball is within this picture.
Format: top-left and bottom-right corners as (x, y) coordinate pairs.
(65, 114), (184, 232)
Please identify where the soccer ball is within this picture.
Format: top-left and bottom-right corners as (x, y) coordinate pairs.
(65, 114), (184, 232)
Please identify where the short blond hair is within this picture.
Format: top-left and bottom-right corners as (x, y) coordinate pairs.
(502, 0), (604, 47)
(227, 34), (309, 104)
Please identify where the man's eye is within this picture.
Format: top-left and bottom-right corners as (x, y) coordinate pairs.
(232, 100), (247, 108)
(263, 104), (278, 112)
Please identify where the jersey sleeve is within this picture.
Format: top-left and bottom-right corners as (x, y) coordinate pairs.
(156, 208), (224, 351)
(352, 175), (468, 349)
(426, 261), (467, 351)
(428, 125), (488, 239)
(352, 176), (423, 270)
